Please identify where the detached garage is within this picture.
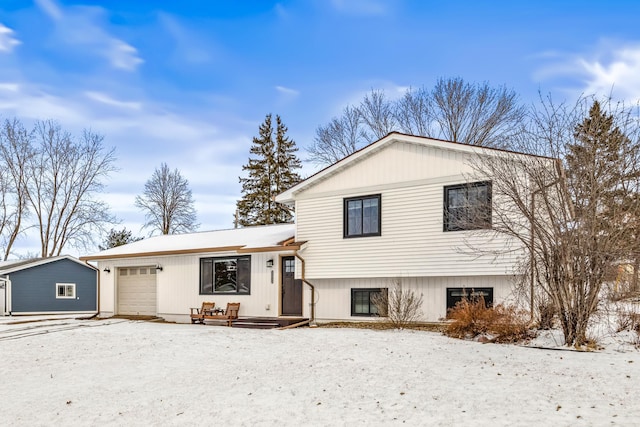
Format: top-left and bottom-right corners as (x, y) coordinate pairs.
(0, 255), (98, 316)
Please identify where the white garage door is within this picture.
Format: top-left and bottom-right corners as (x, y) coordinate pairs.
(118, 266), (157, 316)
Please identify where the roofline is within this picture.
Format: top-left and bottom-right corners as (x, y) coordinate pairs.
(276, 132), (556, 202)
(80, 243), (302, 261)
(0, 255), (97, 275)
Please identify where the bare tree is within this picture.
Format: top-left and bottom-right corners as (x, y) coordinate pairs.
(307, 78), (526, 166)
(27, 120), (117, 257)
(359, 89), (397, 141)
(431, 77), (525, 148)
(307, 105), (367, 166)
(135, 163), (198, 235)
(469, 95), (640, 346)
(0, 119), (33, 259)
(394, 86), (433, 136)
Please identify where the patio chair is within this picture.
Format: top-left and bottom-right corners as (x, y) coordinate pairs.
(190, 301), (215, 324)
(203, 302), (240, 327)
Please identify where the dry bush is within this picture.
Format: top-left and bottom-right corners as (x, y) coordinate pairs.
(616, 309), (640, 334)
(537, 302), (556, 330)
(372, 279), (424, 329)
(445, 298), (532, 343)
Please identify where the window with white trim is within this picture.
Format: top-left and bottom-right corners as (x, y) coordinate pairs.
(56, 283), (76, 299)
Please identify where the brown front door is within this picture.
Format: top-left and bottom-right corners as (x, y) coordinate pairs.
(281, 256), (302, 316)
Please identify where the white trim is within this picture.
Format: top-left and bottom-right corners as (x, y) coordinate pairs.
(276, 133), (551, 203)
(56, 282), (76, 299)
(0, 255), (97, 275)
(7, 311), (97, 315)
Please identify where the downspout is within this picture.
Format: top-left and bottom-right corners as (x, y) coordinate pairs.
(293, 250), (316, 325)
(85, 260), (100, 319)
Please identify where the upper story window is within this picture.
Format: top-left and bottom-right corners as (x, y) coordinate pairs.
(444, 181), (492, 231)
(200, 256), (251, 295)
(344, 194), (381, 238)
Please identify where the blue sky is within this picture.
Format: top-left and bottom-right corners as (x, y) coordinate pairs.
(0, 0), (639, 255)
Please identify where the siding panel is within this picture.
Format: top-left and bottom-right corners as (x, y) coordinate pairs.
(295, 141), (523, 279)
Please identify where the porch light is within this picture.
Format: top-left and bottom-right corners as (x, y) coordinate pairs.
(103, 267), (111, 273)
(266, 259), (274, 268)
(155, 265), (163, 272)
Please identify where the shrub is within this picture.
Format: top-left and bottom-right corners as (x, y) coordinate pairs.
(372, 279), (424, 329)
(445, 298), (531, 343)
(537, 301), (556, 330)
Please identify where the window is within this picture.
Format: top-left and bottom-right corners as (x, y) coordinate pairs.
(446, 287), (493, 311)
(56, 283), (76, 299)
(351, 288), (387, 316)
(344, 194), (381, 238)
(444, 181), (492, 231)
(200, 256), (251, 295)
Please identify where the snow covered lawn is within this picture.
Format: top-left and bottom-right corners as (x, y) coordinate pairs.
(0, 318), (638, 426)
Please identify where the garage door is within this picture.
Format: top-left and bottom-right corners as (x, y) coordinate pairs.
(118, 266), (157, 316)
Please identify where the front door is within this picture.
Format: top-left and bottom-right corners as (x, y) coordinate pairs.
(281, 256), (302, 316)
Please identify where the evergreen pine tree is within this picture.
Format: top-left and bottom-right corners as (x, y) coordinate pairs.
(274, 115), (302, 223)
(237, 114), (301, 226)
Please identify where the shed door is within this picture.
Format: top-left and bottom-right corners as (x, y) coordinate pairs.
(118, 267), (157, 316)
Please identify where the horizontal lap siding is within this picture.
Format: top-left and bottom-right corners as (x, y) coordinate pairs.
(313, 276), (517, 322)
(295, 141), (522, 279)
(9, 259), (97, 313)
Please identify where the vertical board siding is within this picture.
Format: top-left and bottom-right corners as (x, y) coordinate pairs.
(295, 141), (522, 279)
(8, 259), (97, 313)
(312, 275), (516, 322)
(98, 251), (296, 320)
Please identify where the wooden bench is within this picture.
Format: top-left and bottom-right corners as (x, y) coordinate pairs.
(203, 302), (240, 327)
(190, 301), (215, 324)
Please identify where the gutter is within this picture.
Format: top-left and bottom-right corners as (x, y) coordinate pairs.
(293, 251), (316, 326)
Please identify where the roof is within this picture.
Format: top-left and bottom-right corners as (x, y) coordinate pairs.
(0, 255), (97, 275)
(276, 132), (554, 203)
(80, 223), (298, 261)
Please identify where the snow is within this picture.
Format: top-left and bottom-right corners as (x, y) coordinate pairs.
(1, 318), (638, 426)
(82, 223), (295, 259)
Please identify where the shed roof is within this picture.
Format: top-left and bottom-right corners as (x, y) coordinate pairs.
(80, 224), (298, 261)
(0, 255), (96, 275)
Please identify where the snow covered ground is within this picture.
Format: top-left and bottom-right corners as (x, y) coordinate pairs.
(0, 318), (638, 426)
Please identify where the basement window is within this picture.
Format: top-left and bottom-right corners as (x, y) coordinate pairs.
(56, 283), (76, 299)
(351, 288), (387, 316)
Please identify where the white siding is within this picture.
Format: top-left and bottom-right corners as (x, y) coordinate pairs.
(98, 251), (300, 322)
(311, 275), (517, 322)
(295, 140), (523, 279)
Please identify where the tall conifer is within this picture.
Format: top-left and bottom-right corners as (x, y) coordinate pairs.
(237, 114), (301, 226)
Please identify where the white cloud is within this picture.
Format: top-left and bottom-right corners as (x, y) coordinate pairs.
(579, 46), (640, 102)
(106, 40), (144, 71)
(158, 13), (212, 65)
(275, 85), (300, 97)
(85, 91), (142, 110)
(0, 82), (20, 92)
(535, 42), (640, 103)
(330, 0), (388, 16)
(0, 80), (252, 241)
(35, 0), (143, 71)
(34, 0), (63, 21)
(0, 24), (21, 53)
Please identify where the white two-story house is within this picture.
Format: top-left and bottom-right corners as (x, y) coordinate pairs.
(83, 132), (538, 324)
(276, 132), (528, 322)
